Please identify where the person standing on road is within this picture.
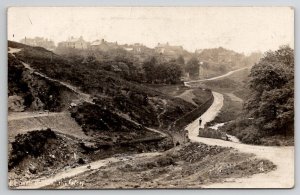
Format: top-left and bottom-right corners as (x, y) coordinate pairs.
(199, 118), (202, 126)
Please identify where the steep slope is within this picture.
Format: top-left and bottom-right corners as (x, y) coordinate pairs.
(8, 42), (216, 189)
(8, 52), (78, 112)
(8, 41), (213, 145)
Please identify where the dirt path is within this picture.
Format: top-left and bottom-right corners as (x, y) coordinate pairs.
(8, 111), (61, 120)
(198, 138), (294, 188)
(21, 61), (94, 104)
(16, 152), (162, 189)
(185, 92), (294, 188)
(8, 50), (168, 189)
(8, 47), (22, 57)
(19, 59), (167, 136)
(16, 89), (293, 188)
(116, 111), (168, 138)
(8, 46), (94, 104)
(184, 67), (248, 85)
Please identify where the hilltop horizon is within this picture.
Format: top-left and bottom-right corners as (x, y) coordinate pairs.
(8, 7), (294, 54)
(9, 36), (266, 55)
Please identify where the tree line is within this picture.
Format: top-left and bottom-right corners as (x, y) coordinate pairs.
(221, 45), (294, 144)
(245, 45), (294, 136)
(142, 57), (183, 84)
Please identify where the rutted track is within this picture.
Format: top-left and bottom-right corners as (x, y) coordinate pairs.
(16, 152), (162, 189)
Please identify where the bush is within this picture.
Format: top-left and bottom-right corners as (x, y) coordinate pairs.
(236, 125), (261, 144)
(9, 128), (57, 170)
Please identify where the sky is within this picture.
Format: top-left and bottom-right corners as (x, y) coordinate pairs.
(7, 7), (294, 54)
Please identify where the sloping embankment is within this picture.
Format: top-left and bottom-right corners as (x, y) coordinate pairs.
(8, 112), (89, 142)
(168, 89), (214, 145)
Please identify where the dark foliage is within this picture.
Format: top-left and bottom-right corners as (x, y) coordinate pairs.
(142, 57), (183, 84)
(246, 45), (294, 135)
(8, 55), (33, 107)
(8, 53), (62, 111)
(185, 57), (200, 78)
(220, 46), (294, 144)
(70, 102), (146, 133)
(9, 129), (57, 170)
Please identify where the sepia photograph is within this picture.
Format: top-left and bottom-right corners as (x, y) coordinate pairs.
(7, 7), (294, 189)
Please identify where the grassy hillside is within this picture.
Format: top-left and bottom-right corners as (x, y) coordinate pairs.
(200, 68), (251, 100)
(8, 42), (217, 183)
(8, 41), (212, 145)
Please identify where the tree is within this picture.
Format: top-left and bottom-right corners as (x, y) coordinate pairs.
(163, 61), (182, 84)
(142, 57), (157, 83)
(186, 57), (200, 78)
(142, 57), (182, 84)
(245, 45), (294, 135)
(176, 55), (185, 66)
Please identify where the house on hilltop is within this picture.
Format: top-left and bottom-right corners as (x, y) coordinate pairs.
(57, 36), (89, 49)
(121, 43), (152, 54)
(90, 39), (118, 51)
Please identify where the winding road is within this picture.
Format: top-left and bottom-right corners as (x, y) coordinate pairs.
(9, 48), (294, 188)
(185, 70), (294, 188)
